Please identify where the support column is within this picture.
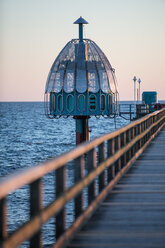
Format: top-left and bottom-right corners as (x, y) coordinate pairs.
(75, 116), (90, 145)
(79, 23), (83, 42)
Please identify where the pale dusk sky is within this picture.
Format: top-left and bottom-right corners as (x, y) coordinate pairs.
(0, 0), (165, 101)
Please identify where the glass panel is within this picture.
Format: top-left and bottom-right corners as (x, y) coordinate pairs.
(91, 41), (117, 93)
(76, 43), (87, 93)
(67, 95), (74, 112)
(106, 68), (117, 93)
(64, 72), (74, 93)
(88, 43), (100, 62)
(46, 72), (55, 93)
(58, 95), (63, 112)
(76, 67), (87, 93)
(53, 71), (64, 93)
(50, 93), (55, 112)
(67, 61), (76, 70)
(88, 72), (99, 93)
(100, 71), (110, 93)
(52, 41), (74, 71)
(107, 94), (113, 112)
(78, 95), (85, 112)
(101, 95), (105, 111)
(52, 94), (55, 112)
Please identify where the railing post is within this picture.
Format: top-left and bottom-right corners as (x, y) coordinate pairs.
(121, 132), (127, 168)
(0, 198), (8, 245)
(148, 118), (150, 138)
(149, 117), (152, 138)
(141, 122), (145, 146)
(107, 139), (115, 182)
(138, 124), (142, 149)
(135, 125), (138, 152)
(152, 116), (155, 134)
(144, 120), (147, 143)
(118, 135), (121, 170)
(146, 120), (148, 141)
(126, 130), (131, 162)
(114, 136), (121, 174)
(131, 128), (135, 157)
(87, 149), (96, 205)
(56, 167), (66, 240)
(98, 142), (106, 192)
(30, 179), (43, 248)
(74, 156), (84, 218)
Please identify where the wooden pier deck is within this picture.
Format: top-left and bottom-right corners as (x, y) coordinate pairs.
(68, 126), (165, 248)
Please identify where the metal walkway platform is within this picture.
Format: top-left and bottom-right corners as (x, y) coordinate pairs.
(68, 127), (165, 248)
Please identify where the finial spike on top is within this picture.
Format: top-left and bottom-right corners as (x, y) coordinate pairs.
(74, 16), (88, 24)
(74, 17), (88, 41)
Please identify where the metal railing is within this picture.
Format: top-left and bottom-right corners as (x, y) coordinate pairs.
(0, 109), (165, 248)
(119, 104), (136, 120)
(119, 103), (165, 120)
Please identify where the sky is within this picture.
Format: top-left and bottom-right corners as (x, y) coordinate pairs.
(0, 0), (165, 101)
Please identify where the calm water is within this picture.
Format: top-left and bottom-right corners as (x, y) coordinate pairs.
(0, 101), (130, 247)
(0, 102), (131, 177)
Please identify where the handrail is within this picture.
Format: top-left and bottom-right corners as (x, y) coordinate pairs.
(0, 108), (165, 248)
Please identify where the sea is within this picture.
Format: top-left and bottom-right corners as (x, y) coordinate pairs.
(0, 101), (137, 247)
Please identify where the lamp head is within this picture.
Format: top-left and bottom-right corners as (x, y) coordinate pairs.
(133, 76), (137, 82)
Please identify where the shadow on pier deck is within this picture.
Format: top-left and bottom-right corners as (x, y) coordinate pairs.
(68, 127), (165, 248)
(0, 109), (165, 248)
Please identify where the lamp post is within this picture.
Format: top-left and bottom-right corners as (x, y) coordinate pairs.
(138, 78), (141, 103)
(133, 76), (137, 103)
(133, 76), (137, 115)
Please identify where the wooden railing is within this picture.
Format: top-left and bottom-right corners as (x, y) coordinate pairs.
(0, 109), (165, 248)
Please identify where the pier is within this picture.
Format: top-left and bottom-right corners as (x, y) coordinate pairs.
(68, 126), (165, 248)
(0, 108), (165, 248)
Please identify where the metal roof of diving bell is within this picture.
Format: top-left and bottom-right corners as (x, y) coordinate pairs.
(73, 16), (88, 24)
